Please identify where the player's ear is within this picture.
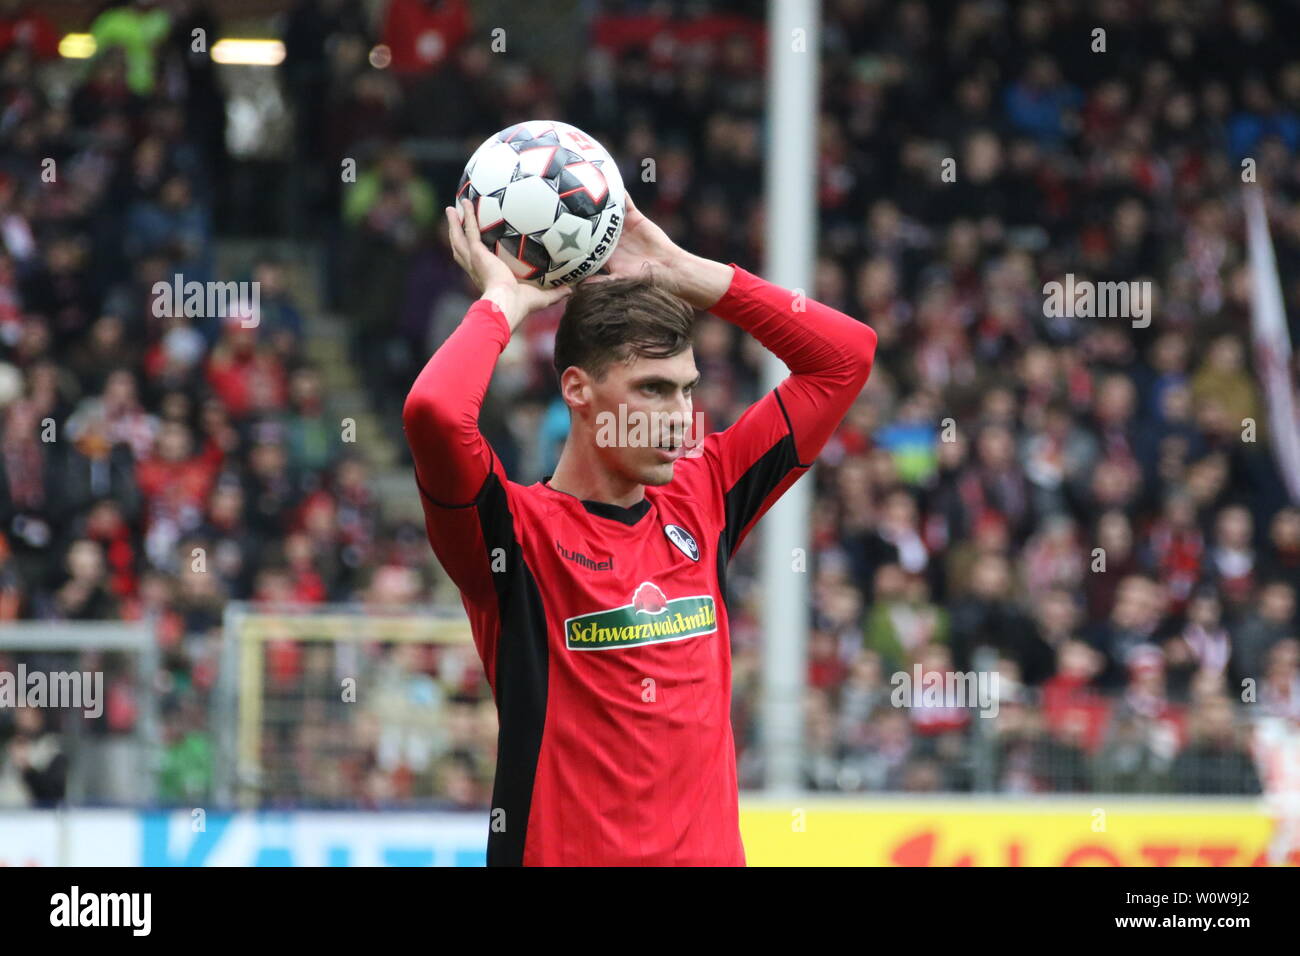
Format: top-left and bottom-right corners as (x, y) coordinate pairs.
(559, 366), (590, 413)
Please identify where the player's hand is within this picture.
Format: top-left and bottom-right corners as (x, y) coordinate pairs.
(446, 199), (570, 330)
(590, 194), (680, 286)
(588, 195), (732, 310)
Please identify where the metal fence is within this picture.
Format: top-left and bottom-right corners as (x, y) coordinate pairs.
(2, 606), (1284, 808)
(214, 602), (477, 808)
(0, 620), (161, 807)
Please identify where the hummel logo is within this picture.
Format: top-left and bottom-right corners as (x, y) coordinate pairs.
(556, 541), (613, 571)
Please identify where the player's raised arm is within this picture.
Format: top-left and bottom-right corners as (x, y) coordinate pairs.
(700, 265), (876, 555)
(594, 196), (877, 554)
(401, 199), (571, 507)
(705, 260), (878, 466)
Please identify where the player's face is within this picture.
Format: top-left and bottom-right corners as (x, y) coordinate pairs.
(589, 349), (699, 487)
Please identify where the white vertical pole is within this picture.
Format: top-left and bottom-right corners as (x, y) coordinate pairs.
(760, 0), (819, 793)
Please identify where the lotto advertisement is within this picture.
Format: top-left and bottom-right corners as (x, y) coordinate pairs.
(0, 800), (1289, 867)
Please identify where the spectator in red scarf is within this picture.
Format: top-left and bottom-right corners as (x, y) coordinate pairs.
(1120, 645), (1186, 757)
(81, 498), (138, 601)
(252, 566), (305, 686)
(135, 421), (219, 567)
(1208, 503), (1257, 607)
(72, 369), (158, 462)
(284, 531), (327, 604)
(1144, 491), (1204, 612)
(808, 628), (848, 691)
(205, 316), (289, 420)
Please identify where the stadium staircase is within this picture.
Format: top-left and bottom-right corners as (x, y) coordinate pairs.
(215, 240), (424, 525)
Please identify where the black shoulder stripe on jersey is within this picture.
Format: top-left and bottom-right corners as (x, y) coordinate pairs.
(716, 529), (729, 608)
(476, 472), (550, 868)
(773, 388), (813, 469)
(720, 430), (802, 558)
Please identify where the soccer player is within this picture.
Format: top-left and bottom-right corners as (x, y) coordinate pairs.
(404, 195), (877, 865)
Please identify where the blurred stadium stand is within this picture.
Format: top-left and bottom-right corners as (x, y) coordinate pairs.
(1, 0), (1298, 815)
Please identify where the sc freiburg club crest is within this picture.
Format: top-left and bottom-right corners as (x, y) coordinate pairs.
(664, 524), (699, 561)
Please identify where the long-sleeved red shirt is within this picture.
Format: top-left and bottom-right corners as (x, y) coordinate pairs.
(403, 265), (876, 865)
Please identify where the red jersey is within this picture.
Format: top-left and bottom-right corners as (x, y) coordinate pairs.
(403, 265), (876, 865)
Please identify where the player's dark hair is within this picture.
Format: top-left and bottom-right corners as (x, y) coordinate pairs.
(554, 278), (694, 382)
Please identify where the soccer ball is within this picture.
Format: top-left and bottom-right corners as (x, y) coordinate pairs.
(456, 120), (626, 287)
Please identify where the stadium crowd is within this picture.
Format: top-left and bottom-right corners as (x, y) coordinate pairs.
(2, 0), (1300, 807)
